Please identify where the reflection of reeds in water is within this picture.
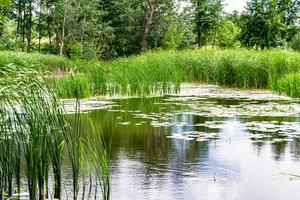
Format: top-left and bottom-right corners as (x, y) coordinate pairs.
(0, 65), (111, 200)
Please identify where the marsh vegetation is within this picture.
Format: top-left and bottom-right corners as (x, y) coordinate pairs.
(0, 66), (111, 199)
(0, 0), (300, 199)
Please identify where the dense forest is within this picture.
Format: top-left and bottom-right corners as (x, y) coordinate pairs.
(0, 0), (299, 60)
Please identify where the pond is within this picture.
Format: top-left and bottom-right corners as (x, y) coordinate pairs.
(61, 84), (300, 200)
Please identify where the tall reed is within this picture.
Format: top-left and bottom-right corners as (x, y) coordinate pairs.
(0, 64), (114, 200)
(0, 65), (71, 199)
(273, 73), (300, 98)
(51, 49), (300, 98)
(86, 119), (112, 200)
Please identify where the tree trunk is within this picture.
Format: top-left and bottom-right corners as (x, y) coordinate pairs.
(212, 31), (216, 48)
(27, 0), (32, 53)
(38, 0), (42, 52)
(141, 3), (155, 54)
(47, 19), (52, 47)
(21, 0), (25, 52)
(16, 0), (22, 34)
(197, 30), (201, 48)
(59, 16), (66, 57)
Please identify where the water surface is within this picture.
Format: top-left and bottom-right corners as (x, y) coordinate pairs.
(66, 85), (300, 200)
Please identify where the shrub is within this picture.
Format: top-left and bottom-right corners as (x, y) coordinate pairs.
(291, 33), (300, 51)
(216, 20), (241, 48)
(68, 43), (84, 60)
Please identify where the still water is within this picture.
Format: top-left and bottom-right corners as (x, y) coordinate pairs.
(64, 85), (300, 200)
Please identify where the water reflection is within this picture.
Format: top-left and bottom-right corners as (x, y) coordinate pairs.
(72, 96), (300, 200)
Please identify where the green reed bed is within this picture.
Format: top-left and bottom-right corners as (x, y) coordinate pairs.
(2, 49), (300, 98)
(0, 65), (111, 200)
(55, 74), (91, 99)
(54, 49), (300, 98)
(273, 73), (300, 98)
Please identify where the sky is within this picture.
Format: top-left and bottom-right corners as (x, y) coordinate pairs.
(224, 0), (248, 13)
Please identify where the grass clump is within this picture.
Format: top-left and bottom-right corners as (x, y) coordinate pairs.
(0, 65), (111, 199)
(55, 74), (91, 99)
(273, 73), (300, 98)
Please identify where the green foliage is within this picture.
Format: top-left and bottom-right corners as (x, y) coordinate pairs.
(192, 0), (223, 47)
(0, 65), (67, 199)
(51, 49), (300, 98)
(291, 33), (300, 51)
(0, 0), (11, 36)
(68, 42), (84, 60)
(216, 20), (241, 48)
(0, 0), (299, 58)
(240, 0), (300, 49)
(162, 25), (184, 49)
(274, 73), (300, 98)
(55, 74), (91, 98)
(3, 49), (300, 99)
(0, 0), (11, 7)
(0, 65), (111, 199)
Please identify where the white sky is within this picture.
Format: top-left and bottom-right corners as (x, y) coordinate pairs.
(224, 0), (247, 13)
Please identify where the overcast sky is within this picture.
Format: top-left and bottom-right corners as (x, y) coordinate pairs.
(224, 0), (247, 13)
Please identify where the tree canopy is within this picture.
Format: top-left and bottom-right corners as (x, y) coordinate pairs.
(0, 0), (298, 59)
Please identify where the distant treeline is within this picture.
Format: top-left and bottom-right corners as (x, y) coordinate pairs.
(0, 0), (299, 59)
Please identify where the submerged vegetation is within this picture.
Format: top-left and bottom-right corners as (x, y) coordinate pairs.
(0, 65), (111, 199)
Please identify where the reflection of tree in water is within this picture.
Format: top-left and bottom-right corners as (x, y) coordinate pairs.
(271, 142), (287, 160)
(289, 141), (300, 159)
(244, 116), (299, 160)
(251, 140), (266, 156)
(76, 97), (210, 188)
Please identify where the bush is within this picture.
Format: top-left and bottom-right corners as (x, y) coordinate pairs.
(68, 43), (84, 60)
(216, 20), (241, 48)
(291, 33), (300, 51)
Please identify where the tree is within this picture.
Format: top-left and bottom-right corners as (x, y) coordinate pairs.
(216, 20), (241, 48)
(191, 0), (223, 48)
(0, 0), (11, 36)
(240, 0), (300, 49)
(162, 25), (184, 49)
(291, 32), (300, 51)
(102, 0), (175, 56)
(140, 0), (175, 53)
(26, 0), (32, 53)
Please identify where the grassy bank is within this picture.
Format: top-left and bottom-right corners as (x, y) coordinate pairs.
(2, 49), (300, 98)
(0, 51), (74, 72)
